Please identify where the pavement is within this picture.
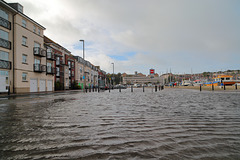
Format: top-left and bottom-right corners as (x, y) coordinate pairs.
(0, 89), (87, 98)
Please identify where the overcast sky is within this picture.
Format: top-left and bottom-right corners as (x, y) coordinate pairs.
(8, 0), (240, 75)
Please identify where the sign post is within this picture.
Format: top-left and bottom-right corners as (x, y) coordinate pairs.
(150, 69), (155, 92)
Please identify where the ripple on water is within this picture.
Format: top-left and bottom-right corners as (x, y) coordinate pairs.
(0, 89), (240, 159)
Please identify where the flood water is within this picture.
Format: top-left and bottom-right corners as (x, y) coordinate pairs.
(0, 88), (240, 160)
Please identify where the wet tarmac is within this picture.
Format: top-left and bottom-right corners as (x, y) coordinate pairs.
(0, 88), (240, 159)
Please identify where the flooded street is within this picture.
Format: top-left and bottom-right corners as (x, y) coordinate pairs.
(0, 89), (240, 160)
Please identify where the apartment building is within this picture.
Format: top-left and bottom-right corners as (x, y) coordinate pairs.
(0, 1), (16, 93)
(44, 36), (71, 90)
(74, 56), (99, 89)
(66, 54), (75, 89)
(0, 1), (106, 94)
(7, 3), (54, 93)
(74, 56), (84, 89)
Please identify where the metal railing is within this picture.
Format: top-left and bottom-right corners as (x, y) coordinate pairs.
(46, 66), (55, 75)
(47, 51), (55, 60)
(0, 17), (11, 30)
(33, 64), (46, 72)
(0, 59), (11, 69)
(0, 38), (11, 50)
(33, 47), (46, 57)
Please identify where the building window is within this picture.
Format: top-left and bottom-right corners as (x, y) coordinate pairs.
(22, 54), (27, 63)
(22, 19), (26, 28)
(33, 25), (36, 33)
(22, 73), (27, 81)
(0, 29), (9, 40)
(22, 36), (27, 46)
(0, 70), (9, 84)
(80, 67), (82, 73)
(0, 8), (8, 20)
(38, 28), (40, 35)
(47, 62), (52, 73)
(0, 51), (9, 61)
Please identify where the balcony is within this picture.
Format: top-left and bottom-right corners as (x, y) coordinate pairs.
(47, 51), (55, 60)
(0, 17), (11, 30)
(33, 64), (46, 72)
(33, 47), (46, 57)
(0, 59), (11, 69)
(0, 38), (11, 50)
(46, 66), (55, 75)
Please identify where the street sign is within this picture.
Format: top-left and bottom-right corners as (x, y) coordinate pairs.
(150, 69), (155, 75)
(83, 76), (85, 79)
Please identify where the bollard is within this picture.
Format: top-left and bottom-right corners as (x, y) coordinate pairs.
(143, 86), (145, 92)
(159, 85), (160, 91)
(98, 86), (100, 92)
(236, 84), (238, 90)
(155, 85), (157, 92)
(224, 84), (226, 90)
(8, 86), (10, 95)
(131, 86), (133, 92)
(212, 84), (214, 91)
(109, 86), (110, 92)
(119, 87), (121, 92)
(200, 85), (202, 92)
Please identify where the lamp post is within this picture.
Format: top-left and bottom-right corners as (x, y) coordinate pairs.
(111, 62), (114, 88)
(79, 40), (86, 91)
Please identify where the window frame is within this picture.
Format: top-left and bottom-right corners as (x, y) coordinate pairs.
(22, 72), (27, 82)
(22, 19), (27, 28)
(22, 36), (27, 46)
(0, 50), (9, 61)
(22, 54), (27, 64)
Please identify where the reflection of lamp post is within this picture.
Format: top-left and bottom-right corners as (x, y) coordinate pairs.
(79, 40), (86, 91)
(111, 63), (114, 87)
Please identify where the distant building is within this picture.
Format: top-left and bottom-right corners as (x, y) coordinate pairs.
(122, 72), (162, 85)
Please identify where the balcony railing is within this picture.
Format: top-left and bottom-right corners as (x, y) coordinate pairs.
(0, 38), (11, 50)
(47, 52), (55, 60)
(33, 64), (46, 72)
(0, 17), (11, 30)
(33, 47), (46, 57)
(0, 59), (11, 69)
(46, 66), (55, 75)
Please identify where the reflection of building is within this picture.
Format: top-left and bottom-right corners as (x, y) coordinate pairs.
(122, 72), (163, 84)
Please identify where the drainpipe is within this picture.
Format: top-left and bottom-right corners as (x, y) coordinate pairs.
(12, 14), (15, 93)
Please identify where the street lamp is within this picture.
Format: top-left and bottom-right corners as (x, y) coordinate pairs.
(111, 62), (114, 88)
(79, 40), (86, 91)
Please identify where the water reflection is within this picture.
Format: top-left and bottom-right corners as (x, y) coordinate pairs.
(0, 88), (240, 159)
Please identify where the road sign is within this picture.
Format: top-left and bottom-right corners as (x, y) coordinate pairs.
(83, 76), (85, 79)
(150, 69), (155, 75)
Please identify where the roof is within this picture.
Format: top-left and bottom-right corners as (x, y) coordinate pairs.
(44, 36), (71, 53)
